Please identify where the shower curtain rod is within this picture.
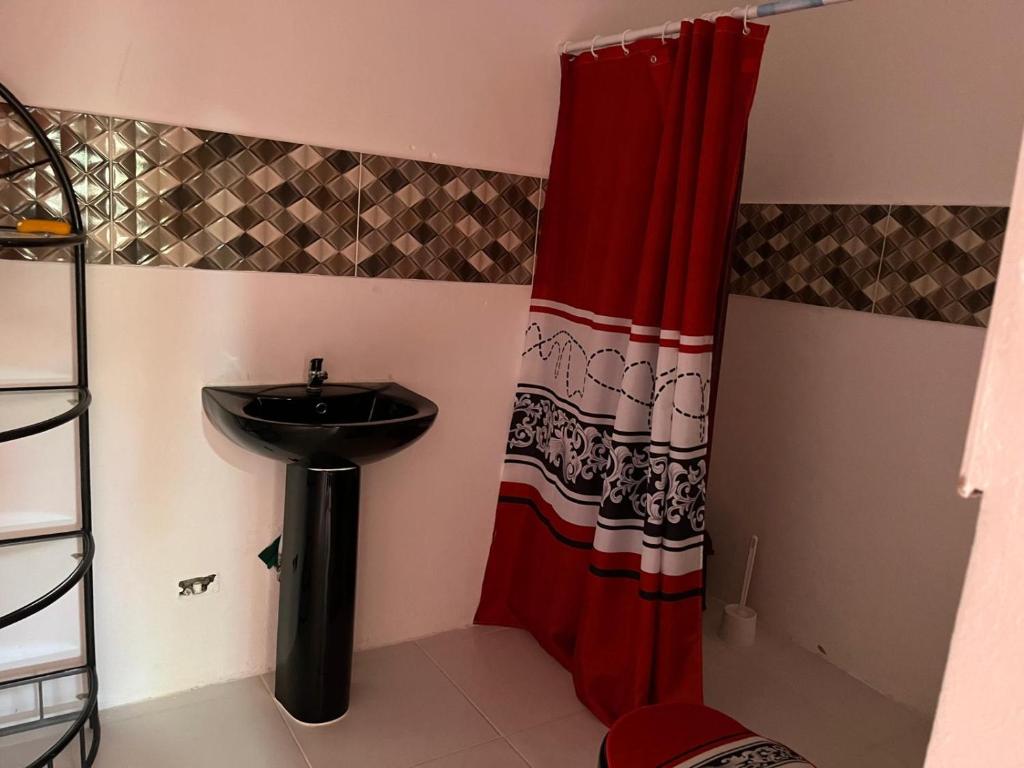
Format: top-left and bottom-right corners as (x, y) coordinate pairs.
(562, 0), (852, 54)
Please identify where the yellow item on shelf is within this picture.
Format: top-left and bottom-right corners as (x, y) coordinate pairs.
(16, 218), (72, 236)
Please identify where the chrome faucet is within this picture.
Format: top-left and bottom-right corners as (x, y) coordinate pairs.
(307, 357), (328, 395)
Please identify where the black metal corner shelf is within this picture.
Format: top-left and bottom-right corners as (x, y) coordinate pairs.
(0, 79), (101, 767)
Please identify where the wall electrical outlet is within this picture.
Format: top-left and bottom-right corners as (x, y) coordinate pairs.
(178, 574), (219, 597)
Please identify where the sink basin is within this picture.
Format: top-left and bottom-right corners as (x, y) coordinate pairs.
(202, 382), (438, 466)
(202, 372), (439, 724)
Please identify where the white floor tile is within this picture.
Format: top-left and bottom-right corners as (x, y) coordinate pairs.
(99, 678), (239, 724)
(506, 711), (607, 768)
(72, 615), (937, 768)
(746, 627), (927, 745)
(0, 722), (84, 768)
(704, 643), (851, 765)
(879, 722), (932, 768)
(413, 739), (529, 767)
(276, 641), (497, 768)
(703, 625), (932, 768)
(91, 677), (306, 768)
(417, 627), (583, 735)
(830, 743), (907, 768)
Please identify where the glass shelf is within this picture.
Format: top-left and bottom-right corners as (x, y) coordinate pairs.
(0, 230), (86, 249)
(0, 531), (94, 629)
(0, 511), (78, 541)
(0, 387), (90, 444)
(0, 667), (99, 767)
(0, 642), (83, 683)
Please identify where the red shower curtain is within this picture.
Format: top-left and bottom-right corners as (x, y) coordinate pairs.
(475, 18), (768, 725)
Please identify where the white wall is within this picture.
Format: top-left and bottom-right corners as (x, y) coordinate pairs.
(741, 0), (1024, 205)
(709, 297), (983, 714)
(927, 126), (1024, 768)
(0, 0), (703, 708)
(2, 0), (694, 179)
(0, 259), (530, 707)
(41, 0), (1019, 194)
(705, 0), (1024, 717)
(2, 0), (1021, 716)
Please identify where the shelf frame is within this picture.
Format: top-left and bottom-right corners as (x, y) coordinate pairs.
(0, 531), (95, 629)
(1, 78), (101, 766)
(0, 386), (91, 444)
(0, 230), (87, 248)
(0, 158), (50, 180)
(0, 666), (100, 768)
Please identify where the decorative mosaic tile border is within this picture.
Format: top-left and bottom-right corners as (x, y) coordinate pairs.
(0, 105), (110, 263)
(358, 155), (539, 283)
(732, 203), (1007, 327)
(108, 120), (362, 275)
(0, 106), (1008, 321)
(0, 107), (541, 284)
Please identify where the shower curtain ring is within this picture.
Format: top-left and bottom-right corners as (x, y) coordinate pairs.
(660, 20), (673, 43)
(590, 35), (600, 58)
(742, 5), (752, 35)
(620, 29), (631, 54)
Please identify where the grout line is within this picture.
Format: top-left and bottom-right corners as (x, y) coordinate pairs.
(257, 671), (273, 697)
(284, 718), (316, 768)
(353, 152), (363, 277)
(105, 115), (115, 265)
(414, 638), (507, 738)
(870, 203), (894, 314)
(410, 640), (536, 766)
(411, 635), (559, 767)
(504, 735), (537, 767)
(405, 738), (526, 768)
(501, 711), (605, 767)
(259, 673), (315, 768)
(530, 177), (544, 280)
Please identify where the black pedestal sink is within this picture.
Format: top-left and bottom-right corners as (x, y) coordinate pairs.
(202, 363), (438, 724)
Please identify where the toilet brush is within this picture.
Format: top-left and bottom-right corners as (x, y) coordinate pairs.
(718, 535), (759, 646)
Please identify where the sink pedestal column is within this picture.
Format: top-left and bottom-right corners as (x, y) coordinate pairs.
(275, 462), (360, 724)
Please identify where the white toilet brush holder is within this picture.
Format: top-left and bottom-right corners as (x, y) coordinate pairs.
(718, 535), (759, 647)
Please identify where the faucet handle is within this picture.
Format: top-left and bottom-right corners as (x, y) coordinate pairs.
(307, 357), (328, 389)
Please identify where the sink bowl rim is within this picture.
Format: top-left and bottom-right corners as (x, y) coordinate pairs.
(202, 382), (439, 429)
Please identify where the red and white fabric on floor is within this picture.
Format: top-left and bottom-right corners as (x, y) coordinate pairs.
(475, 18), (769, 725)
(600, 704), (815, 767)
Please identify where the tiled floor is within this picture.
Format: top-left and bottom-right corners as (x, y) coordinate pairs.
(64, 612), (931, 768)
